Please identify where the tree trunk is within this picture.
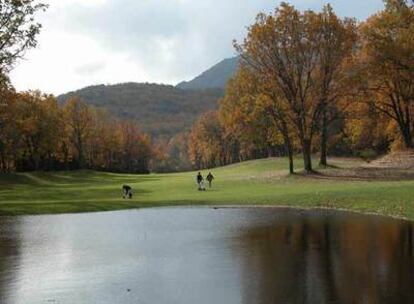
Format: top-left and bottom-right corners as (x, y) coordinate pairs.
(77, 143), (84, 169)
(64, 150), (69, 171)
(402, 127), (413, 148)
(0, 153), (4, 173)
(287, 144), (294, 174)
(320, 110), (328, 167)
(280, 122), (294, 174)
(303, 138), (313, 173)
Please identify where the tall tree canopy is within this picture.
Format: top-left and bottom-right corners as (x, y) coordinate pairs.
(234, 3), (357, 172)
(360, 0), (414, 148)
(219, 66), (291, 171)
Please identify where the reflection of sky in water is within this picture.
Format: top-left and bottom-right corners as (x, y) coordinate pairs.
(0, 208), (413, 304)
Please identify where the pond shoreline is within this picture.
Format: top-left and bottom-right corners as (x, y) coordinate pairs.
(208, 204), (412, 223)
(1, 203), (411, 223)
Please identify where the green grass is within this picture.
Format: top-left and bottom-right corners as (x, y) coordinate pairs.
(0, 157), (414, 219)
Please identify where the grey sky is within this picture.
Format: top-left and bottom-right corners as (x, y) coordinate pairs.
(10, 0), (384, 95)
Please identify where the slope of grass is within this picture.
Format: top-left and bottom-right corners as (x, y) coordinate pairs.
(0, 157), (414, 219)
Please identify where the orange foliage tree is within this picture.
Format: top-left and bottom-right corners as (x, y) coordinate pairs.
(219, 67), (289, 170)
(0, 92), (153, 173)
(359, 0), (414, 148)
(188, 111), (226, 169)
(234, 3), (357, 172)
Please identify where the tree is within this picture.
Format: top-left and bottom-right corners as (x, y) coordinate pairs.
(0, 0), (48, 171)
(86, 108), (119, 170)
(0, 72), (13, 169)
(63, 97), (93, 169)
(117, 121), (152, 173)
(344, 97), (391, 156)
(0, 77), (17, 172)
(235, 3), (357, 172)
(0, 88), (154, 173)
(385, 0), (414, 10)
(360, 1), (414, 148)
(188, 111), (226, 169)
(219, 66), (291, 172)
(0, 0), (47, 71)
(14, 92), (63, 170)
(314, 5), (357, 166)
(150, 133), (192, 173)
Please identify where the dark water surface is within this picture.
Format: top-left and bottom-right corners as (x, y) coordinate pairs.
(0, 207), (413, 304)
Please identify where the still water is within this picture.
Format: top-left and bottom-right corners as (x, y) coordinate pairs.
(0, 207), (413, 304)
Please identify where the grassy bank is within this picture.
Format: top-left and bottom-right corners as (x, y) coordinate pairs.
(0, 157), (414, 219)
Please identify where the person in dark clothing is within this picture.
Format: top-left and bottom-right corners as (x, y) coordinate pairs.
(206, 172), (214, 188)
(122, 185), (133, 199)
(196, 172), (204, 191)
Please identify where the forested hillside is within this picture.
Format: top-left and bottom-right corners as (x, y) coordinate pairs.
(176, 57), (239, 90)
(58, 83), (224, 138)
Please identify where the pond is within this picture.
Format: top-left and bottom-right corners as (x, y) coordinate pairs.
(0, 207), (413, 304)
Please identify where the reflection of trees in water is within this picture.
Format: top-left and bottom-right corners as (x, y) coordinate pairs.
(234, 214), (414, 304)
(0, 217), (22, 303)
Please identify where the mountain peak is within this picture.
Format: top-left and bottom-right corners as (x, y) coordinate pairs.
(177, 56), (239, 90)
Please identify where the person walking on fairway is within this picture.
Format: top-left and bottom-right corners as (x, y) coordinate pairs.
(206, 172), (214, 188)
(196, 172), (204, 191)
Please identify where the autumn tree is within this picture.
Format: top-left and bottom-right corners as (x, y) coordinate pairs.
(360, 0), (414, 148)
(188, 111), (226, 169)
(151, 133), (192, 173)
(219, 66), (290, 170)
(0, 0), (47, 170)
(344, 98), (391, 157)
(0, 75), (16, 172)
(63, 97), (93, 169)
(314, 5), (357, 166)
(86, 108), (119, 170)
(117, 121), (152, 173)
(235, 3), (357, 172)
(0, 87), (154, 173)
(13, 92), (63, 170)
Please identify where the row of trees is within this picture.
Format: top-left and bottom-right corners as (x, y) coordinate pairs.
(0, 89), (152, 173)
(0, 1), (159, 174)
(188, 0), (414, 173)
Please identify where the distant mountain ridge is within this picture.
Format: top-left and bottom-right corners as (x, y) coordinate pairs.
(57, 57), (239, 139)
(176, 56), (239, 90)
(58, 82), (223, 139)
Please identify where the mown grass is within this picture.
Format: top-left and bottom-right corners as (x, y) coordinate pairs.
(0, 157), (413, 219)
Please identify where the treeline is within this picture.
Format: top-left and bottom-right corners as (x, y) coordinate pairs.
(0, 88), (152, 173)
(188, 0), (414, 172)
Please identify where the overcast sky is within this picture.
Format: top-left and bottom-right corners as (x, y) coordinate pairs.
(9, 0), (384, 95)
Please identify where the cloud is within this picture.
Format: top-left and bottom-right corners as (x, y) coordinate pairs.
(10, 0), (384, 95)
(74, 61), (106, 76)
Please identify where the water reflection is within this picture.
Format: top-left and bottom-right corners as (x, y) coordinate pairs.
(235, 214), (414, 304)
(0, 208), (413, 304)
(0, 217), (21, 303)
